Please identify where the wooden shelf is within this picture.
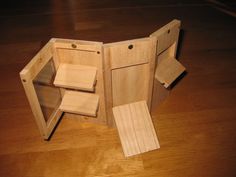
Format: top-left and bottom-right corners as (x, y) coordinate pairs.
(54, 64), (97, 91)
(59, 91), (99, 117)
(112, 101), (160, 157)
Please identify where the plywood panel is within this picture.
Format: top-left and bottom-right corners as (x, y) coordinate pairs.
(20, 40), (63, 139)
(105, 38), (152, 69)
(112, 64), (149, 107)
(112, 101), (160, 157)
(54, 64), (97, 91)
(104, 37), (157, 126)
(60, 91), (99, 117)
(150, 20), (183, 110)
(150, 19), (180, 55)
(155, 57), (185, 88)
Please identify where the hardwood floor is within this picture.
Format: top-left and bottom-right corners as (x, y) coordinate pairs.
(0, 1), (236, 176)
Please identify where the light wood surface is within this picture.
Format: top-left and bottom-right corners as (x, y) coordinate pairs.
(155, 57), (185, 88)
(54, 63), (97, 91)
(1, 1), (236, 177)
(54, 39), (107, 124)
(104, 38), (151, 69)
(19, 40), (63, 139)
(150, 19), (182, 108)
(104, 37), (156, 125)
(60, 91), (99, 117)
(113, 101), (160, 157)
(112, 64), (149, 106)
(150, 19), (180, 55)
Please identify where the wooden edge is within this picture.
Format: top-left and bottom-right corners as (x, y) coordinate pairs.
(52, 38), (103, 52)
(51, 38), (103, 45)
(19, 77), (47, 138)
(53, 63), (97, 92)
(150, 19), (181, 37)
(146, 37), (157, 110)
(59, 91), (99, 117)
(103, 45), (114, 127)
(155, 57), (186, 88)
(94, 47), (108, 124)
(45, 108), (63, 139)
(19, 40), (53, 81)
(103, 37), (152, 47)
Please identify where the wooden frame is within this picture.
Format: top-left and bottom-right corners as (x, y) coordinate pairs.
(20, 40), (63, 139)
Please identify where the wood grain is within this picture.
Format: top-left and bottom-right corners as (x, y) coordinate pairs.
(104, 38), (151, 69)
(155, 57), (185, 88)
(150, 19), (182, 108)
(112, 64), (149, 107)
(112, 101), (160, 157)
(54, 39), (107, 124)
(59, 91), (99, 117)
(54, 63), (97, 91)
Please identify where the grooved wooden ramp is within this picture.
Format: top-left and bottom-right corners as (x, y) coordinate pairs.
(112, 101), (160, 157)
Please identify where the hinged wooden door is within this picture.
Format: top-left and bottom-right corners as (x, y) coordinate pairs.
(20, 40), (63, 139)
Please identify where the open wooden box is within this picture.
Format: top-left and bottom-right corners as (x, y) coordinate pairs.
(20, 19), (185, 157)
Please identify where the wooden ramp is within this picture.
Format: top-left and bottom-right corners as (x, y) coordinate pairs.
(112, 101), (160, 157)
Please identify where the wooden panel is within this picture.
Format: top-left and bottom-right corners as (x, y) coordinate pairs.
(151, 79), (170, 111)
(112, 64), (149, 107)
(104, 38), (152, 69)
(20, 40), (54, 81)
(104, 37), (157, 126)
(150, 20), (182, 110)
(155, 57), (185, 88)
(54, 64), (97, 91)
(53, 38), (102, 52)
(112, 101), (160, 157)
(150, 19), (180, 55)
(60, 91), (99, 117)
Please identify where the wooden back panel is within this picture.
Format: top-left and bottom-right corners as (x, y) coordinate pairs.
(104, 37), (157, 126)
